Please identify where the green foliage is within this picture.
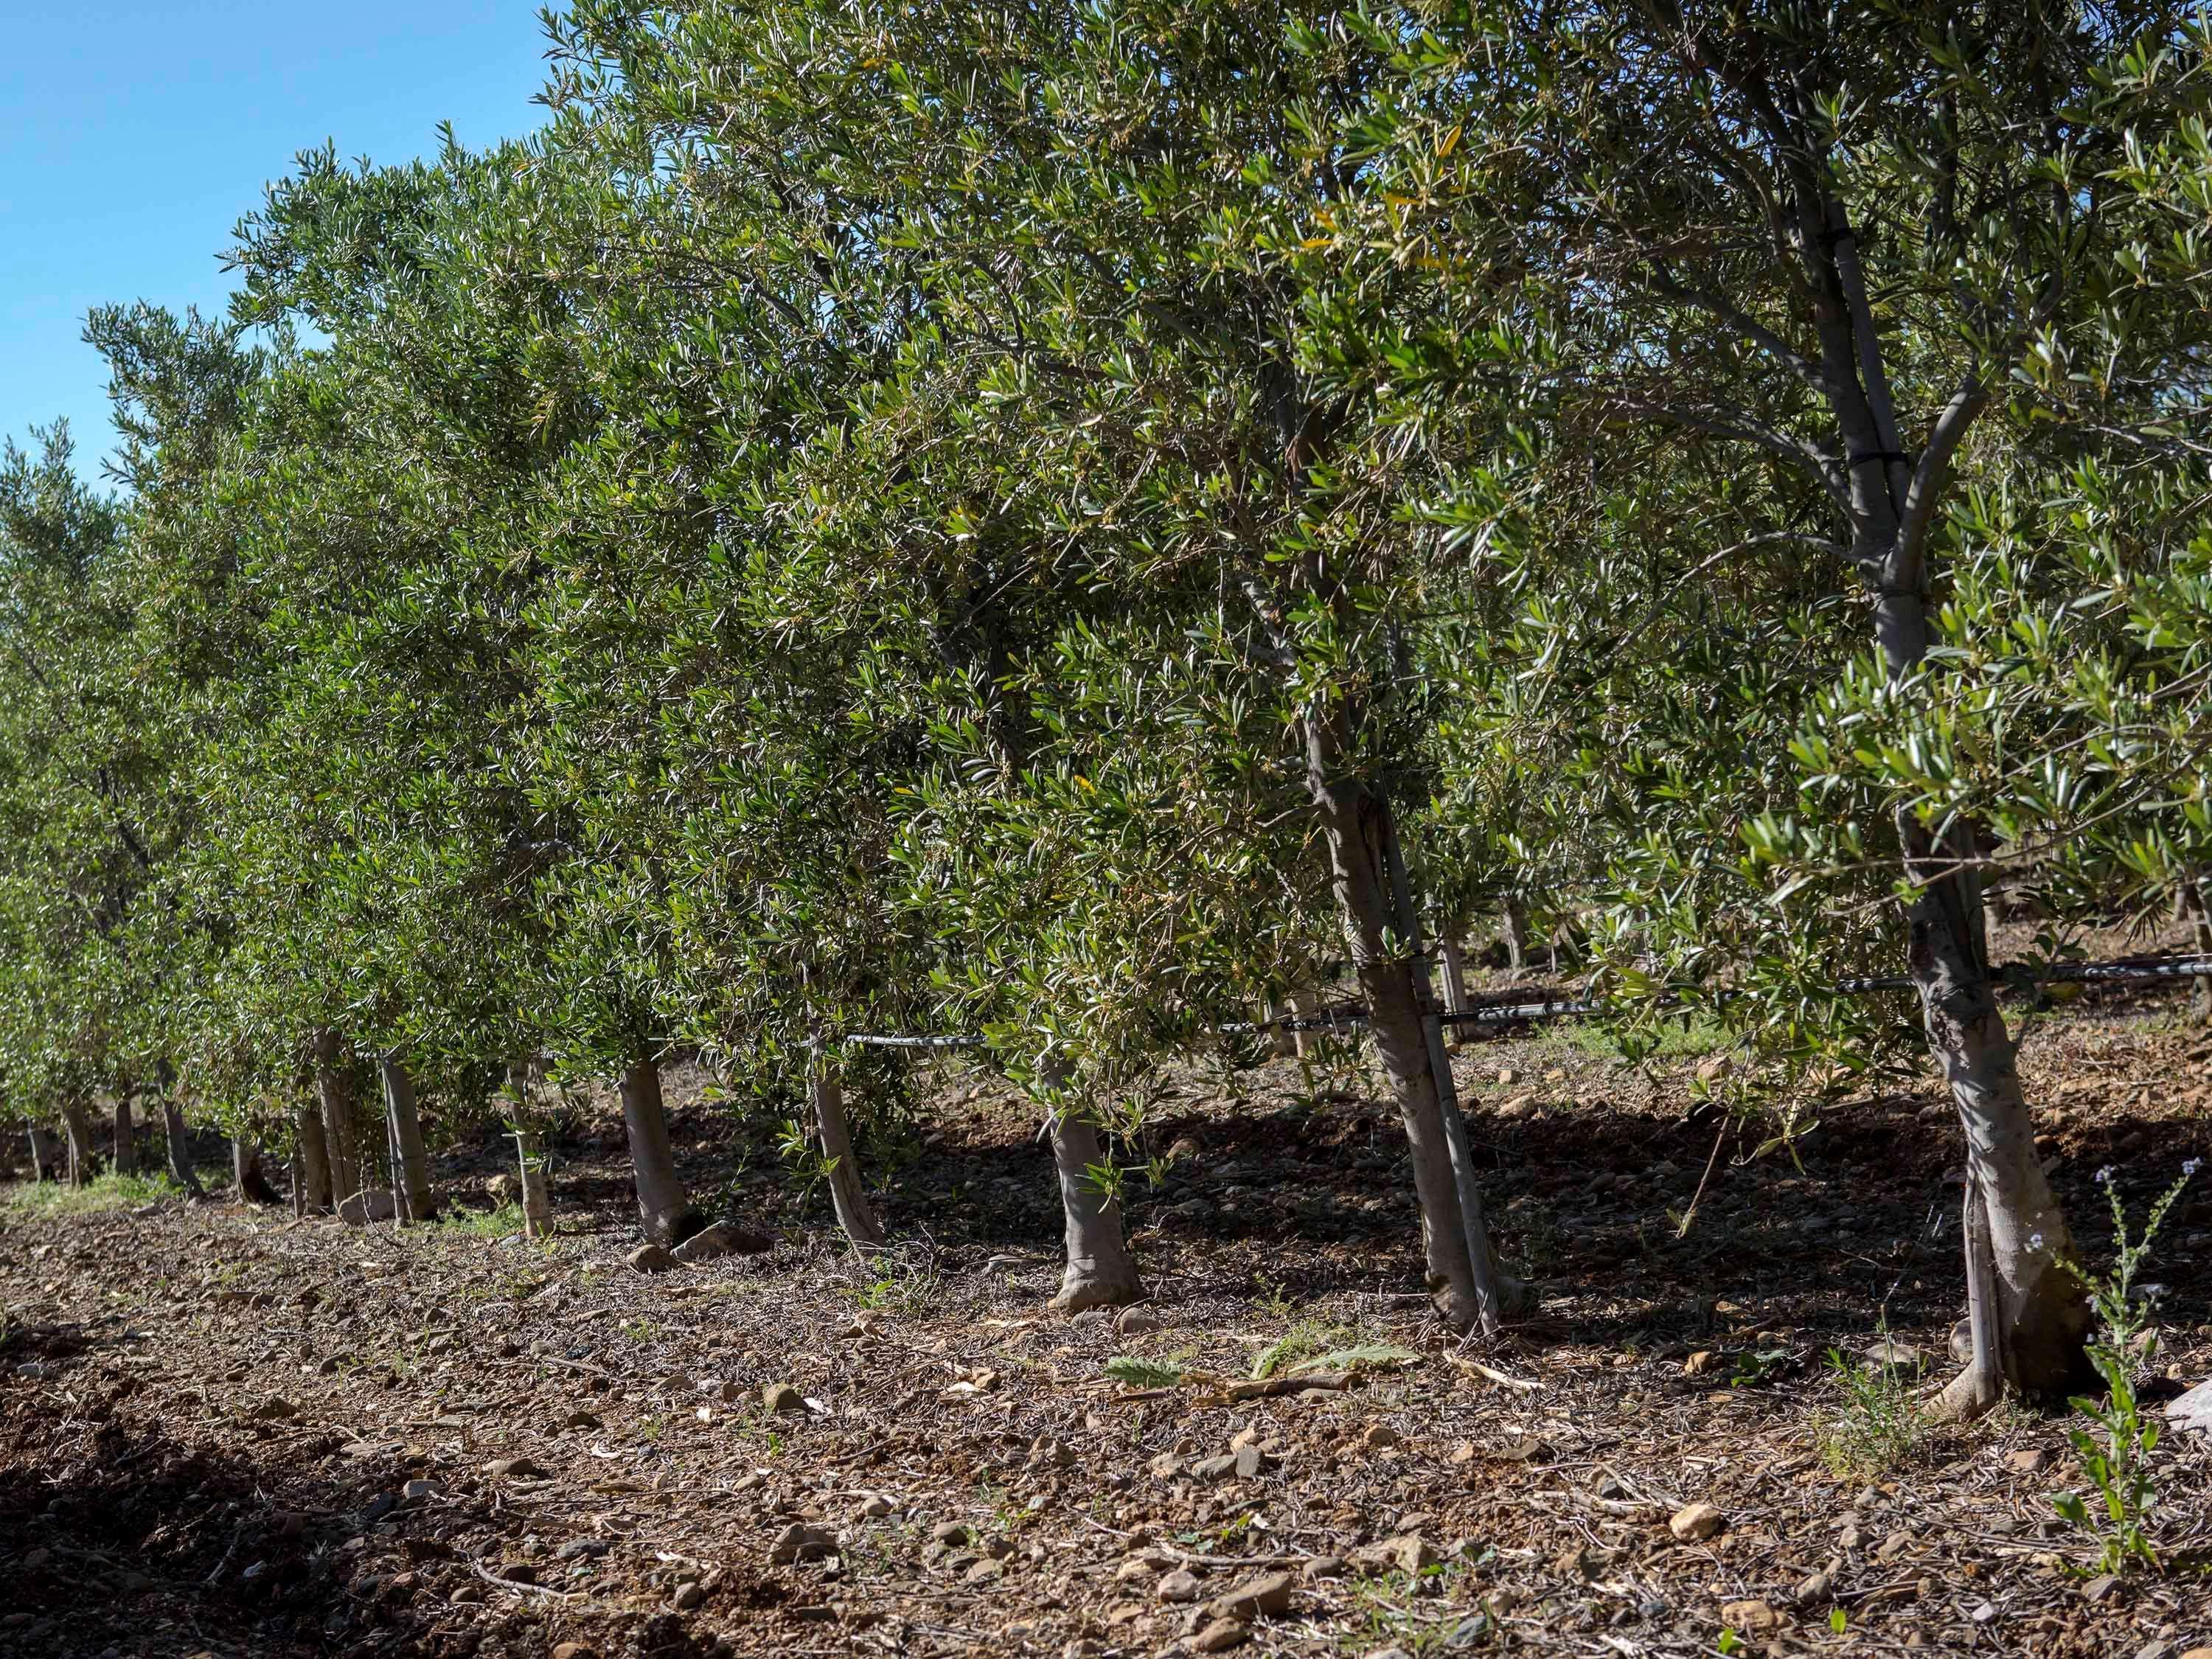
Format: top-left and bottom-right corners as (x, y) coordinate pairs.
(1815, 1344), (1930, 1482)
(1103, 1355), (1186, 1389)
(4, 1169), (192, 1218)
(2051, 1167), (2194, 1574)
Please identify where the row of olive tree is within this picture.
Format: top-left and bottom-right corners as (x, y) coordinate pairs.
(6, 0), (2211, 1414)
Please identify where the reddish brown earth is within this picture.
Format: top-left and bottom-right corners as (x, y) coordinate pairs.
(4, 981), (2211, 1659)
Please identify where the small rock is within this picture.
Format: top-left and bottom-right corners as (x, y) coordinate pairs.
(964, 1557), (1004, 1585)
(2165, 1377), (2212, 1434)
(250, 1396), (297, 1421)
(1669, 1501), (1725, 1541)
(22, 1549), (50, 1571)
(768, 1523), (836, 1565)
(1233, 1444), (1264, 1480)
(858, 1495), (895, 1520)
(1352, 1536), (1436, 1575)
(672, 1580), (706, 1610)
(1193, 1618), (1250, 1652)
(1494, 1436), (1550, 1463)
(1147, 1452), (1183, 1480)
(2006, 1447), (2050, 1474)
(1206, 1571), (1293, 1621)
(451, 1585), (486, 1604)
(627, 1243), (677, 1274)
(1158, 1569), (1204, 1603)
(401, 1479), (440, 1501)
(1190, 1453), (1237, 1481)
(1301, 1555), (1344, 1582)
(1683, 1350), (1716, 1376)
(763, 1382), (805, 1414)
(931, 1520), (972, 1545)
(1720, 1599), (1778, 1632)
(1861, 1338), (1924, 1373)
(1115, 1307), (1161, 1334)
(563, 1410), (601, 1430)
(482, 1456), (542, 1481)
(339, 1189), (398, 1225)
(1360, 1422), (1402, 1450)
(1950, 1319), (1975, 1364)
(2177, 1649), (2212, 1659)
(2079, 1574), (2119, 1602)
(550, 1645), (600, 1659)
(1793, 1570), (1831, 1605)
(671, 1220), (774, 1262)
(484, 1174), (521, 1207)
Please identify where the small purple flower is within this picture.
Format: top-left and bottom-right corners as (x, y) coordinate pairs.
(2027, 1231), (2045, 1252)
(2095, 1165), (2115, 1185)
(2185, 1158), (2202, 1178)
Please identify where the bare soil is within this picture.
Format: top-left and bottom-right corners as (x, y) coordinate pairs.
(4, 983), (2211, 1659)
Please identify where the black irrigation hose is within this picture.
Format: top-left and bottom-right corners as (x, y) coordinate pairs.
(841, 953), (2212, 1053)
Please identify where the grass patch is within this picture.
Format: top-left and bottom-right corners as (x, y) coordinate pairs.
(439, 1201), (526, 1239)
(4, 1170), (191, 1219)
(1813, 1345), (1930, 1480)
(1251, 1318), (1418, 1380)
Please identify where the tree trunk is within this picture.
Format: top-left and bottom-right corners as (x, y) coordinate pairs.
(619, 1055), (700, 1245)
(1288, 988), (1322, 1060)
(811, 1054), (885, 1250)
(60, 1100), (97, 1186)
(1046, 1104), (1142, 1312)
(1871, 549), (2090, 1408)
(1438, 938), (1471, 1048)
(1503, 897), (1531, 977)
(380, 1051), (439, 1222)
(313, 1030), (361, 1213)
(514, 1130), (554, 1238)
(1307, 712), (1504, 1334)
(2185, 878), (2212, 1022)
(1264, 997), (1298, 1059)
(159, 1093), (204, 1197)
(234, 1137), (280, 1204)
(27, 1126), (60, 1182)
(294, 1099), (332, 1212)
(111, 1093), (136, 1178)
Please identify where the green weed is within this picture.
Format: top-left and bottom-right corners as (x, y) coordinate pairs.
(2050, 1164), (2194, 1574)
(4, 1170), (190, 1217)
(1814, 1340), (1928, 1481)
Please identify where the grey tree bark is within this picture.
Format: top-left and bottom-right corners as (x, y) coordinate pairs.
(810, 1053), (885, 1250)
(1503, 898), (1531, 977)
(110, 1092), (136, 1178)
(1778, 183), (2088, 1408)
(234, 1137), (281, 1204)
(619, 1056), (700, 1245)
(313, 1030), (361, 1214)
(159, 1092), (204, 1197)
(294, 1100), (332, 1212)
(380, 1051), (439, 1222)
(60, 1100), (97, 1186)
(514, 1129), (554, 1238)
(1306, 709), (1510, 1335)
(1046, 1102), (1142, 1312)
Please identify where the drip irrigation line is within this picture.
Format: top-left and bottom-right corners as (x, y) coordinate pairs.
(837, 952), (2212, 1054)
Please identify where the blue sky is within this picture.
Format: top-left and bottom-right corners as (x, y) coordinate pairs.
(1, 2), (554, 483)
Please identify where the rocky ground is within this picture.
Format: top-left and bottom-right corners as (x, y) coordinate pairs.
(4, 978), (2212, 1659)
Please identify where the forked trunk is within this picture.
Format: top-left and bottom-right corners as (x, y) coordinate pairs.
(159, 1093), (204, 1197)
(234, 1138), (281, 1204)
(60, 1100), (97, 1186)
(111, 1093), (136, 1178)
(514, 1130), (554, 1238)
(1046, 1106), (1141, 1312)
(810, 1055), (884, 1250)
(380, 1052), (439, 1222)
(294, 1100), (332, 1212)
(27, 1126), (60, 1183)
(1308, 712), (1508, 1335)
(313, 1031), (361, 1211)
(619, 1056), (700, 1246)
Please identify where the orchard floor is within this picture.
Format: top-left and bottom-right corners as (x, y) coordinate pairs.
(4, 990), (2212, 1659)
